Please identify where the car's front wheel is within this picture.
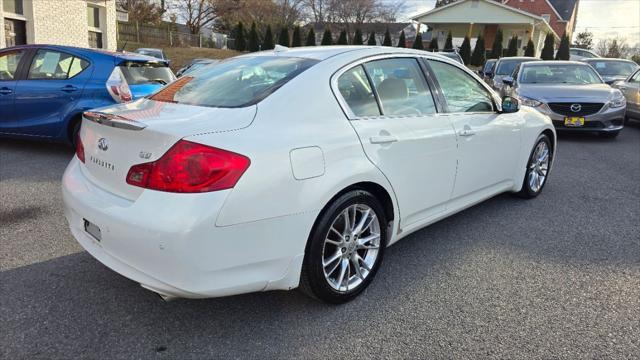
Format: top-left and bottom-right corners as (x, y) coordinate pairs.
(517, 134), (552, 198)
(299, 190), (387, 303)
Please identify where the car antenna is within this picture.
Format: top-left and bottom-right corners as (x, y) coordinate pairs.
(119, 40), (128, 53)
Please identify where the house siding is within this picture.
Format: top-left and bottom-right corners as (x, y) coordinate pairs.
(1, 0), (117, 50)
(503, 0), (573, 38)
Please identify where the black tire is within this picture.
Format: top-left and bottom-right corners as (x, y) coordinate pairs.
(299, 190), (387, 304)
(598, 131), (620, 139)
(70, 119), (82, 148)
(517, 134), (553, 199)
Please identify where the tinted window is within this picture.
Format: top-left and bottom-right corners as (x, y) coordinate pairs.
(630, 71), (640, 83)
(483, 60), (496, 73)
(337, 65), (380, 117)
(27, 50), (88, 80)
(363, 58), (436, 116)
(586, 60), (638, 76)
(0, 50), (24, 80)
(119, 61), (174, 85)
(429, 60), (494, 113)
(496, 59), (532, 75)
(151, 56), (317, 108)
(520, 64), (602, 84)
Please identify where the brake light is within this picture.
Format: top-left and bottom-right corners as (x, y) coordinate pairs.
(126, 140), (250, 193)
(76, 134), (85, 163)
(106, 67), (132, 103)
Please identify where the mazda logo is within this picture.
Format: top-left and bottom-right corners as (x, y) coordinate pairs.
(97, 138), (109, 151)
(570, 104), (582, 113)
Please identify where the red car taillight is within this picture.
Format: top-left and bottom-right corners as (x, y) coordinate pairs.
(76, 134), (85, 163)
(106, 67), (132, 103)
(126, 140), (250, 193)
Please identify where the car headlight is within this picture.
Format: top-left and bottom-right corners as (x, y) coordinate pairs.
(519, 96), (543, 107)
(609, 91), (626, 108)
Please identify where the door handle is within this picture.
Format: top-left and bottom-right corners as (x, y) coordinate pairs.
(370, 135), (398, 144)
(459, 129), (476, 137)
(0, 87), (13, 95)
(61, 85), (79, 92)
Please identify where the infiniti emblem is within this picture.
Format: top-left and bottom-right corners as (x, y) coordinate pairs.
(570, 103), (582, 113)
(97, 138), (109, 151)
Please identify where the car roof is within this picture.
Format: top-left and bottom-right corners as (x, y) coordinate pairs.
(497, 57), (537, 62)
(2, 44), (163, 62)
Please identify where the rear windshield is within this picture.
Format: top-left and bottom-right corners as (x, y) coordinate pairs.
(496, 59), (532, 75)
(136, 49), (163, 59)
(119, 61), (175, 85)
(520, 64), (602, 84)
(150, 56), (319, 108)
(586, 60), (638, 76)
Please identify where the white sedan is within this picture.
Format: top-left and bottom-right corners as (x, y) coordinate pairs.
(63, 46), (556, 303)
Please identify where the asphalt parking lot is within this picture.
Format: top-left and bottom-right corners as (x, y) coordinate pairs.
(1, 125), (639, 359)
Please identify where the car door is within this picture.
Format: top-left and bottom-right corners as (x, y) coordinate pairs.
(426, 59), (522, 201)
(0, 49), (27, 134)
(13, 48), (91, 137)
(335, 57), (458, 227)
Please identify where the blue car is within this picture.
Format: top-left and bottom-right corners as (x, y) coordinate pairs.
(0, 45), (175, 145)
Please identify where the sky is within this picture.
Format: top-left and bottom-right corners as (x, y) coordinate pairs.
(393, 0), (640, 45)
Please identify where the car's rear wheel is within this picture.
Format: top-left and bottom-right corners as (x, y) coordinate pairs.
(299, 190), (387, 303)
(517, 134), (552, 198)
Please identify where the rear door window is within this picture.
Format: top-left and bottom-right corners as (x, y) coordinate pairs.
(0, 50), (24, 80)
(363, 58), (437, 116)
(337, 65), (380, 117)
(27, 50), (89, 80)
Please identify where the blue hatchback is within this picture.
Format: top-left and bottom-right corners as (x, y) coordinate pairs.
(0, 45), (175, 144)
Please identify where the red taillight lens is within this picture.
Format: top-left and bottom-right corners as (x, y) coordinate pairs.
(126, 140), (250, 193)
(76, 134), (85, 163)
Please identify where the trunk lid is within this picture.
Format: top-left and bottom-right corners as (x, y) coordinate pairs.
(79, 99), (256, 200)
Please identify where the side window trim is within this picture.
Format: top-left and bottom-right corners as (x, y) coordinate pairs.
(361, 64), (385, 116)
(26, 49), (90, 81)
(426, 59), (499, 114)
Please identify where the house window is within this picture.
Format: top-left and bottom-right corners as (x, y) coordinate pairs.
(3, 0), (23, 15)
(88, 31), (103, 49)
(542, 14), (551, 23)
(87, 5), (103, 48)
(87, 6), (100, 28)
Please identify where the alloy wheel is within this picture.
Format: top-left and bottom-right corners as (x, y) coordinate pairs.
(528, 140), (550, 193)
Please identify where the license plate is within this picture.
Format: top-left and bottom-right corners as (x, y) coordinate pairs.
(564, 117), (585, 127)
(84, 219), (102, 242)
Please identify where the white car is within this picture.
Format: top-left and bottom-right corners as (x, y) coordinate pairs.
(63, 46), (556, 303)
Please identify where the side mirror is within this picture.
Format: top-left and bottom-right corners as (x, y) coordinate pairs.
(501, 96), (520, 113)
(502, 76), (514, 86)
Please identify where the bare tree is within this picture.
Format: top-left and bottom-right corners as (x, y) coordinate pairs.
(117, 0), (165, 24)
(596, 36), (632, 59)
(168, 0), (237, 34)
(302, 0), (404, 24)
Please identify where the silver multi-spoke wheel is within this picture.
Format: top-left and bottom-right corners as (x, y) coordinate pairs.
(322, 204), (381, 292)
(528, 140), (550, 193)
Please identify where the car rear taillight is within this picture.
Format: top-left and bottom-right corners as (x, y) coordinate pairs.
(76, 134), (85, 163)
(106, 67), (132, 103)
(126, 140), (250, 193)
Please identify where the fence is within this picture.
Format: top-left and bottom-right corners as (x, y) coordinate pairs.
(117, 21), (228, 49)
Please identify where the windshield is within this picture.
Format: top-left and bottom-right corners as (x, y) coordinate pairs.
(483, 60), (496, 73)
(496, 59), (531, 75)
(586, 60), (638, 76)
(150, 56), (319, 108)
(119, 61), (175, 85)
(520, 64), (602, 84)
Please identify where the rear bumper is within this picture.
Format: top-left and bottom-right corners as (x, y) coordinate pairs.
(548, 105), (626, 132)
(62, 158), (310, 298)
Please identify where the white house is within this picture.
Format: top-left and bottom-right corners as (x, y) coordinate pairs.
(1, 0), (117, 50)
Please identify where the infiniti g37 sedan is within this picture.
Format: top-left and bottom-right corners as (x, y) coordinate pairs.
(62, 46), (556, 303)
(503, 61), (626, 138)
